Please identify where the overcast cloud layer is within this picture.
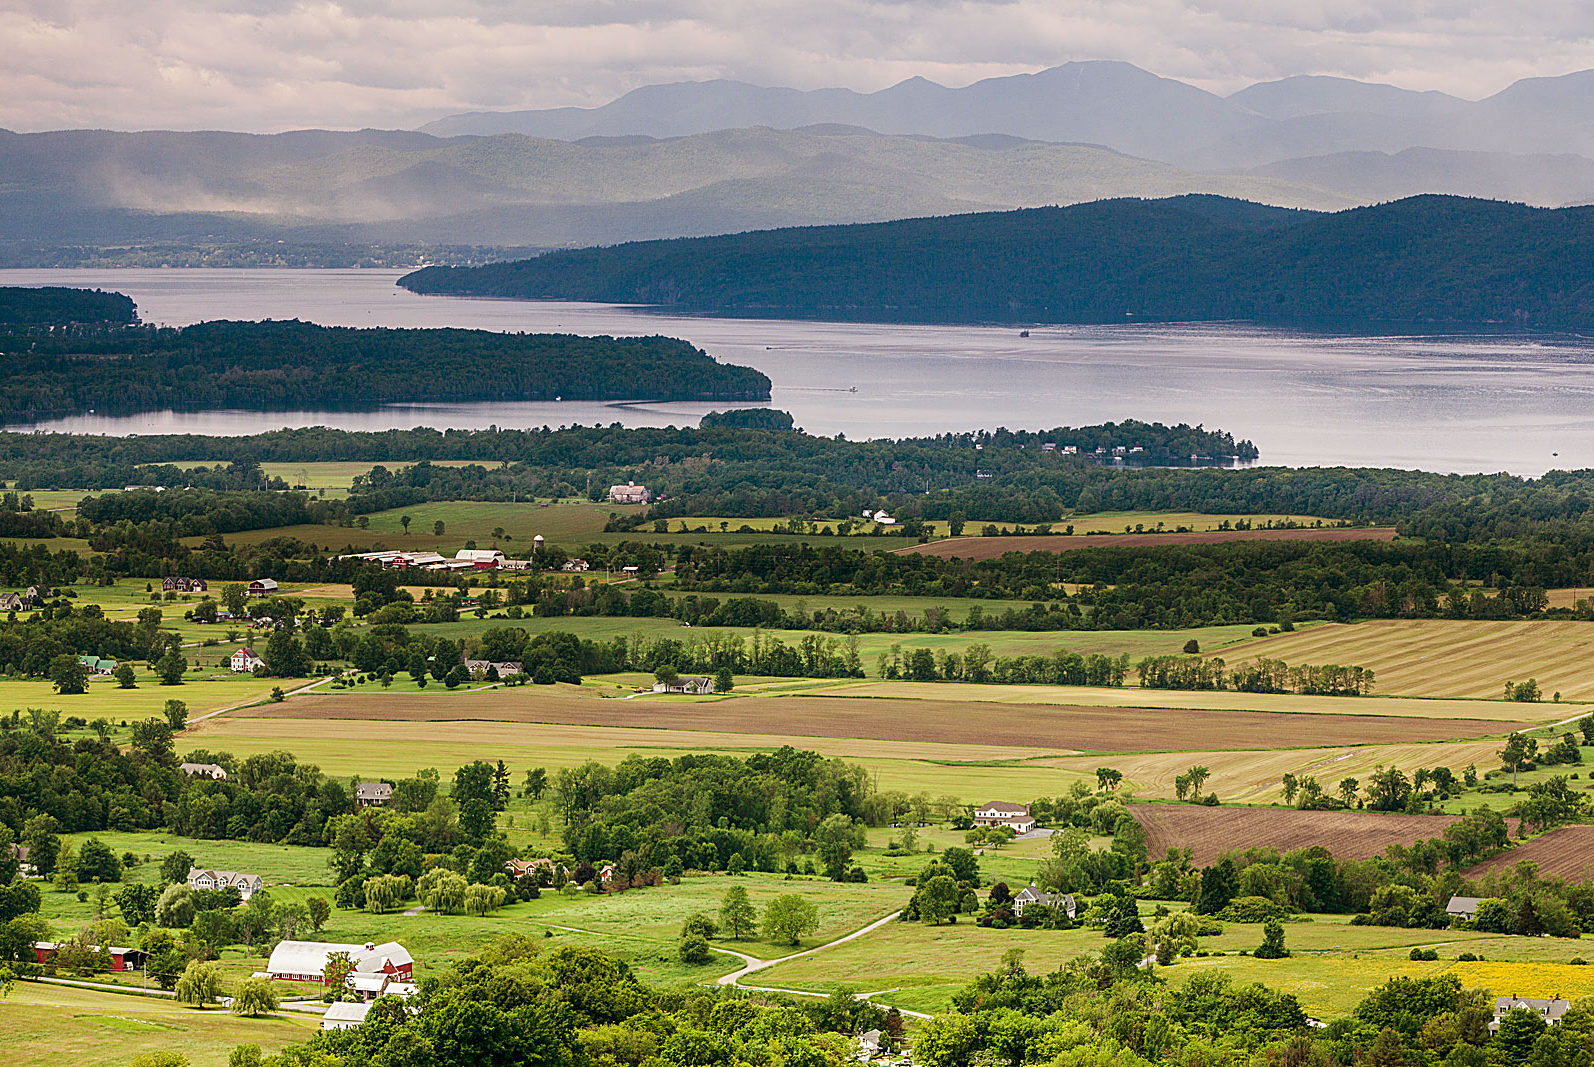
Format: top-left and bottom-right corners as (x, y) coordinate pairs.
(7, 0), (1594, 133)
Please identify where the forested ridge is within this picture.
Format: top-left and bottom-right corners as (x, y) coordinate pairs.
(0, 319), (770, 419)
(402, 194), (1594, 327)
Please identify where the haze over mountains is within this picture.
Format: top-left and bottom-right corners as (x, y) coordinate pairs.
(14, 59), (1594, 261)
(425, 60), (1594, 169)
(0, 123), (1341, 255)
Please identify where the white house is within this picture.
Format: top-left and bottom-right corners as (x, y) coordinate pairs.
(654, 676), (715, 695)
(464, 659), (524, 679)
(561, 559), (591, 572)
(187, 868), (263, 901)
(1492, 997), (1571, 1031)
(356, 781), (394, 808)
(180, 762), (228, 780)
(973, 801), (1037, 834)
(1012, 884), (1076, 919)
(229, 647), (264, 673)
(608, 482), (652, 505)
(860, 509), (896, 525)
(266, 940), (414, 984)
(1446, 895), (1484, 923)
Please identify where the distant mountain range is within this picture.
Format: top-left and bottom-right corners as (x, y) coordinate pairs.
(16, 60), (1594, 260)
(423, 60), (1594, 170)
(400, 194), (1594, 329)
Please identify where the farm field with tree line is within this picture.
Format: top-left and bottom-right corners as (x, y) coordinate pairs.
(12, 283), (1594, 1065)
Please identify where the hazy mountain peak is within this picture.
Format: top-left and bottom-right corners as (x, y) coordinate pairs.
(1228, 75), (1467, 119)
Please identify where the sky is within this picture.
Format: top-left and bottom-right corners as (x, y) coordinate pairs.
(6, 0), (1594, 132)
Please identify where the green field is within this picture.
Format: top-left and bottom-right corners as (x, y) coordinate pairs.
(0, 673), (286, 723)
(752, 905), (1594, 1016)
(5, 982), (320, 1067)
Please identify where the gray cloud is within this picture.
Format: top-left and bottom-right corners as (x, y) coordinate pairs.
(5, 0), (1594, 132)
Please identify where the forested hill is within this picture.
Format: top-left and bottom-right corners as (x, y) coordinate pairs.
(0, 285), (136, 325)
(400, 194), (1594, 328)
(0, 320), (770, 420)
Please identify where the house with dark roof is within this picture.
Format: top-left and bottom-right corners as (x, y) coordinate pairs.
(1013, 883), (1076, 919)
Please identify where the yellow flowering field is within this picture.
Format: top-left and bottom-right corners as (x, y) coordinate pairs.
(1451, 961), (1594, 1000)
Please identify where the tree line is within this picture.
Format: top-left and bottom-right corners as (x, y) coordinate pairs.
(0, 319), (770, 420)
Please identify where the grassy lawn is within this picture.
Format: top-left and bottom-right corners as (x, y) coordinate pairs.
(0, 673), (285, 722)
(4, 981), (320, 1067)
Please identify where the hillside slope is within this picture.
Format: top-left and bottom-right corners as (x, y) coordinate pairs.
(0, 124), (1340, 253)
(400, 194), (1594, 328)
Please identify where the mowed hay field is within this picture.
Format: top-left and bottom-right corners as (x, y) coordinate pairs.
(899, 526), (1397, 560)
(1225, 619), (1594, 700)
(1074, 738), (1508, 804)
(1132, 805), (1497, 866)
(1465, 824), (1594, 880)
(237, 688), (1520, 752)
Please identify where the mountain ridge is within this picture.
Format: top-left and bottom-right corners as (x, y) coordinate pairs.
(398, 193), (1594, 330)
(420, 61), (1594, 171)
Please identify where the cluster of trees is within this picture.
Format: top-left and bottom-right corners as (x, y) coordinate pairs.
(531, 582), (1090, 635)
(554, 749), (874, 879)
(1135, 807), (1594, 940)
(0, 600), (177, 681)
(0, 709), (358, 848)
(253, 935), (891, 1067)
(876, 644), (1130, 686)
(1137, 655), (1375, 695)
(0, 320), (770, 420)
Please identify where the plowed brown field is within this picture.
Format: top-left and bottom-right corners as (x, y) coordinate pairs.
(241, 689), (1519, 753)
(899, 526), (1397, 559)
(1132, 804), (1497, 866)
(1465, 825), (1594, 880)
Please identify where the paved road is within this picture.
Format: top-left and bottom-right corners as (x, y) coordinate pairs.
(711, 910), (932, 1020)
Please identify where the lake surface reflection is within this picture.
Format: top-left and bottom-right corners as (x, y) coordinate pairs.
(4, 267), (1594, 476)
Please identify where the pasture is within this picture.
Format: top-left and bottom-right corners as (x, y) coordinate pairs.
(751, 905), (1594, 1017)
(0, 673), (284, 722)
(1225, 619), (1594, 700)
(4, 982), (319, 1067)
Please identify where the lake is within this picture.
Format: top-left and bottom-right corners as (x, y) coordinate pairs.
(3, 266), (1593, 476)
